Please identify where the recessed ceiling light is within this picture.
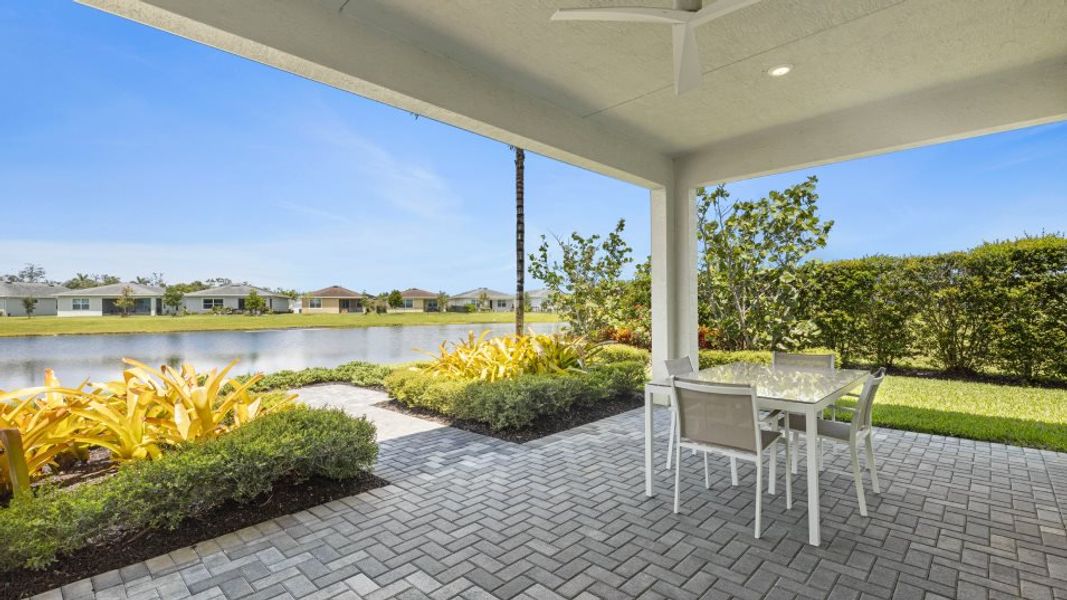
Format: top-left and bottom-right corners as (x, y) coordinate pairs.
(767, 64), (793, 77)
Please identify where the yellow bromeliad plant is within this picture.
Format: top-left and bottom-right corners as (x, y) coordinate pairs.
(423, 330), (601, 382)
(0, 381), (81, 497)
(0, 359), (293, 497)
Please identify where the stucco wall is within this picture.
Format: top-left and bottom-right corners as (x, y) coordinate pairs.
(57, 296), (104, 317)
(1, 297), (59, 317)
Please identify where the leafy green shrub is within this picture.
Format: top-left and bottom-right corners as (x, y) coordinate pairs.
(454, 375), (593, 430)
(588, 360), (649, 396)
(251, 361), (394, 391)
(800, 235), (1067, 379)
(384, 361), (647, 431)
(595, 344), (650, 365)
(0, 407), (377, 571)
(697, 347), (838, 369)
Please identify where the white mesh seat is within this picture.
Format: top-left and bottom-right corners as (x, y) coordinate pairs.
(669, 377), (791, 539)
(772, 352), (855, 421)
(789, 368), (886, 516)
(664, 356), (782, 486)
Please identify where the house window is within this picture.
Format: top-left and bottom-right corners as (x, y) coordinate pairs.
(426, 300), (438, 311)
(403, 299), (414, 309)
(202, 298), (224, 310)
(72, 298), (90, 311)
(496, 300), (508, 308)
(309, 298), (322, 309)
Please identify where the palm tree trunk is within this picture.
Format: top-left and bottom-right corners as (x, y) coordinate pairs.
(515, 146), (525, 336)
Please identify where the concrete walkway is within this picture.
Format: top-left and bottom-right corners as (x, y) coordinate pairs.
(293, 384), (445, 441)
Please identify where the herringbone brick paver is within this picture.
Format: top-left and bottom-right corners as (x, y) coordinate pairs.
(31, 399), (1067, 600)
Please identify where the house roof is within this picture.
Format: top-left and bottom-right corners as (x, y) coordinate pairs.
(526, 289), (550, 298)
(56, 283), (163, 297)
(185, 285), (287, 298)
(400, 288), (437, 299)
(452, 287), (512, 300)
(307, 285), (364, 299)
(0, 282), (69, 298)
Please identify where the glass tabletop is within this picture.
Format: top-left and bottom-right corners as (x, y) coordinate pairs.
(672, 362), (869, 404)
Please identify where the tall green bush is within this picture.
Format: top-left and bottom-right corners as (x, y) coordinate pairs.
(801, 235), (1067, 378)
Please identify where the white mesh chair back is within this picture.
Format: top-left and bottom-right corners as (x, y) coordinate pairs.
(852, 368), (886, 432)
(772, 352), (834, 369)
(671, 378), (758, 454)
(664, 356), (697, 376)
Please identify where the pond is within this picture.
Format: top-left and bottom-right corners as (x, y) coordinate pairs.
(0, 322), (561, 389)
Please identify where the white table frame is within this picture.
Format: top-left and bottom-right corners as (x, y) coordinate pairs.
(644, 365), (865, 546)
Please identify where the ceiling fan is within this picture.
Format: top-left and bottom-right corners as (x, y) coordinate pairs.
(551, 0), (761, 95)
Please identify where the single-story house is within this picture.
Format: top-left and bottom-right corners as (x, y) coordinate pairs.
(0, 282), (70, 317)
(184, 285), (291, 314)
(526, 289), (552, 312)
(395, 288), (440, 312)
(56, 283), (165, 317)
(303, 285), (364, 314)
(450, 287), (514, 312)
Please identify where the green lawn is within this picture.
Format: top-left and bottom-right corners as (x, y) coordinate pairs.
(0, 311), (560, 337)
(836, 375), (1067, 452)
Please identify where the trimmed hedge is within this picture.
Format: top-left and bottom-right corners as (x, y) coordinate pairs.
(383, 360), (647, 431)
(0, 407), (377, 571)
(698, 347), (839, 369)
(250, 360), (395, 391)
(799, 235), (1067, 378)
(594, 343), (840, 371)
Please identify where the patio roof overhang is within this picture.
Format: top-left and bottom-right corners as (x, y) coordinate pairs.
(79, 0), (1067, 374)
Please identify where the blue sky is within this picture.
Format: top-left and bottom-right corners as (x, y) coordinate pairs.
(1, 2), (1064, 292)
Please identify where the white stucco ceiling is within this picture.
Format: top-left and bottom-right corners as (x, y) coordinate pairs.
(80, 0), (1067, 188)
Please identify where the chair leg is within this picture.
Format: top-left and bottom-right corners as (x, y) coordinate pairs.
(849, 440), (868, 517)
(768, 440), (777, 496)
(784, 429), (792, 509)
(673, 441), (682, 514)
(791, 432), (799, 475)
(666, 408), (676, 470)
(754, 454), (763, 539)
(704, 452), (710, 489)
(730, 457), (739, 486)
(865, 432), (880, 494)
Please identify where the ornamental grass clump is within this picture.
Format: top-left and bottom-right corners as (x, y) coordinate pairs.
(423, 330), (601, 382)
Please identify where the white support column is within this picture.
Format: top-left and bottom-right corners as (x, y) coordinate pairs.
(650, 183), (699, 379)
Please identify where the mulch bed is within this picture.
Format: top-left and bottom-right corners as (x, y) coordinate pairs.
(1, 473), (389, 600)
(376, 393), (644, 444)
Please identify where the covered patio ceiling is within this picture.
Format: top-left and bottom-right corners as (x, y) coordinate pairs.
(79, 0), (1066, 188)
(78, 0), (1067, 368)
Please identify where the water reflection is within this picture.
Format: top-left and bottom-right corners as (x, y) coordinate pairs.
(0, 322), (559, 388)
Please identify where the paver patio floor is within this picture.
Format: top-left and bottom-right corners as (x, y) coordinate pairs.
(34, 385), (1067, 600)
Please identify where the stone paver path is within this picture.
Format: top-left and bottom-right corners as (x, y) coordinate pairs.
(32, 386), (1067, 600)
(293, 385), (444, 441)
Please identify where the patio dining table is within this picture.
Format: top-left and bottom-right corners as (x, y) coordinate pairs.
(644, 362), (869, 546)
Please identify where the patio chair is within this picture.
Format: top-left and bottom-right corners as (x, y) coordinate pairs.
(772, 351), (854, 424)
(664, 357), (782, 488)
(664, 356), (697, 470)
(669, 377), (791, 538)
(787, 368), (886, 517)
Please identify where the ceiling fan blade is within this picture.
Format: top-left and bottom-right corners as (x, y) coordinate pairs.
(551, 7), (689, 25)
(672, 23), (702, 95)
(690, 0), (762, 27)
